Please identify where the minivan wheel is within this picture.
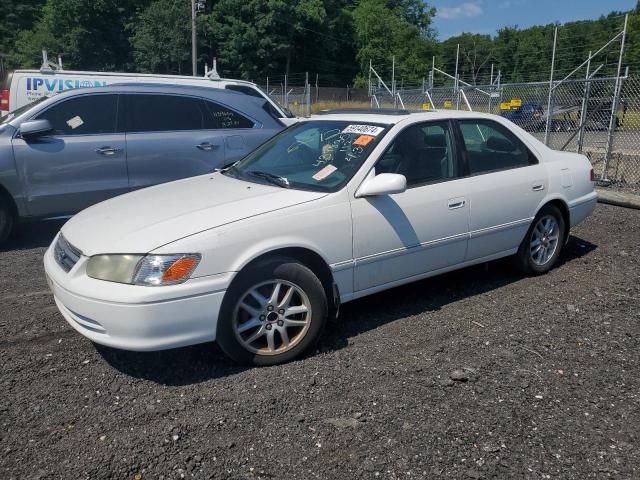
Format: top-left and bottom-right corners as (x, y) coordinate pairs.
(0, 201), (14, 244)
(217, 257), (328, 366)
(514, 205), (566, 275)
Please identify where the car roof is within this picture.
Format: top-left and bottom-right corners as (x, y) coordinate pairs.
(308, 109), (504, 126)
(13, 69), (259, 87)
(47, 83), (249, 98)
(8, 83), (282, 128)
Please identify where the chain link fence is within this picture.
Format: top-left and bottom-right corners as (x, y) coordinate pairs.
(262, 75), (640, 187)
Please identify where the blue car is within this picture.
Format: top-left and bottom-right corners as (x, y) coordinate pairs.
(500, 103), (546, 131)
(0, 84), (286, 242)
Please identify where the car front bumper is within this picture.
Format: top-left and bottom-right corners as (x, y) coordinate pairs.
(44, 239), (232, 352)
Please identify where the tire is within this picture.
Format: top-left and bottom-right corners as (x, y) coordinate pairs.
(0, 200), (14, 245)
(216, 256), (328, 366)
(514, 204), (566, 275)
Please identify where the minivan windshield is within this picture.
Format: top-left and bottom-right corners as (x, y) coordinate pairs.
(224, 120), (389, 192)
(0, 96), (50, 125)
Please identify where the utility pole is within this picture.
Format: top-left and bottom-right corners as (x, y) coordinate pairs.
(191, 0), (197, 76)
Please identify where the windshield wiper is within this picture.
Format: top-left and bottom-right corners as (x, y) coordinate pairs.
(246, 171), (290, 188)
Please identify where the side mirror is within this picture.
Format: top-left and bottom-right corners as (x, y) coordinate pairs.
(19, 119), (53, 138)
(356, 173), (407, 198)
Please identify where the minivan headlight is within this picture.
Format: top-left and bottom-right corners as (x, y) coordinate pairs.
(86, 254), (200, 286)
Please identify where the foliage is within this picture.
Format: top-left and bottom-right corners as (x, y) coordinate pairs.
(351, 0), (437, 87)
(129, 0), (192, 74)
(13, 0), (147, 71)
(0, 0), (46, 69)
(1, 0), (638, 88)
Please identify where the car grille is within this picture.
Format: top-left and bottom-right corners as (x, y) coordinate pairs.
(54, 235), (82, 272)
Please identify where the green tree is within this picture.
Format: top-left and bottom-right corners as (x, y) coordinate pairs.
(351, 0), (437, 87)
(0, 0), (46, 70)
(208, 0), (326, 80)
(129, 0), (192, 74)
(14, 0), (147, 70)
(441, 33), (493, 85)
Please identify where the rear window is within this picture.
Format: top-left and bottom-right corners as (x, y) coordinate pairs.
(127, 94), (254, 132)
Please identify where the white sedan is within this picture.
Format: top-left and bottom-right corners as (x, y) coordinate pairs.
(44, 110), (597, 365)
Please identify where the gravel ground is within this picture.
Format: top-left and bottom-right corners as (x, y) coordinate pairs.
(1, 204), (639, 480)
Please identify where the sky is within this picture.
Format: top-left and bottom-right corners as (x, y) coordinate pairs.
(430, 0), (637, 39)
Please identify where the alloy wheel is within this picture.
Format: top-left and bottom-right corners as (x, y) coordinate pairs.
(530, 215), (560, 266)
(232, 280), (312, 356)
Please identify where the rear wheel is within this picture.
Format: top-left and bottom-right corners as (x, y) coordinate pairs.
(0, 200), (14, 244)
(216, 257), (328, 366)
(514, 205), (566, 275)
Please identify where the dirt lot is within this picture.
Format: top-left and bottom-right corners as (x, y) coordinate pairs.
(1, 204), (639, 480)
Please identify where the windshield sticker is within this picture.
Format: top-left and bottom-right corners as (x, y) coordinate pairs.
(66, 116), (84, 129)
(353, 135), (374, 147)
(342, 125), (384, 136)
(313, 164), (337, 181)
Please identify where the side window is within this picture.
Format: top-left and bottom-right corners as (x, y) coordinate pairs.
(376, 121), (457, 187)
(459, 120), (534, 175)
(127, 94), (207, 132)
(202, 100), (254, 129)
(36, 95), (118, 135)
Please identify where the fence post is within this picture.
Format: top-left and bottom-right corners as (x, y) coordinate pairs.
(454, 44), (460, 109)
(603, 13), (629, 182)
(488, 64), (494, 114)
(392, 55), (396, 109)
(305, 72), (310, 117)
(544, 26), (558, 146)
(577, 51), (591, 154)
(284, 74), (288, 108)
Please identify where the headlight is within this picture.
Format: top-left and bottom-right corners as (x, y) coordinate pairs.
(86, 254), (200, 286)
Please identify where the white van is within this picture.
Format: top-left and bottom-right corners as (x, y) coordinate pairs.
(1, 62), (296, 123)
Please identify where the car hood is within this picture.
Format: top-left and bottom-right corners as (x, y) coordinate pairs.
(62, 173), (326, 256)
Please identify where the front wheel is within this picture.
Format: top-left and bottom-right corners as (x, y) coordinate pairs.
(514, 205), (566, 275)
(216, 257), (328, 366)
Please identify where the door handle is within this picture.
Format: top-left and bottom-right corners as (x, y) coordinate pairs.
(448, 198), (466, 210)
(95, 146), (120, 156)
(196, 142), (220, 151)
(532, 184), (545, 192)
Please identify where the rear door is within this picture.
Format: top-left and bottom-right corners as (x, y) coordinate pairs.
(455, 118), (547, 260)
(11, 93), (128, 217)
(124, 93), (258, 190)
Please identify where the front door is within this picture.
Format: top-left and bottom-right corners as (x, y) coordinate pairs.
(12, 93), (128, 217)
(351, 121), (470, 293)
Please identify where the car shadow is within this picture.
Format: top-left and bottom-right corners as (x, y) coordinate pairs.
(96, 235), (596, 386)
(1, 219), (67, 252)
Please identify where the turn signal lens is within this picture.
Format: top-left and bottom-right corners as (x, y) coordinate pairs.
(133, 254), (201, 286)
(163, 257), (199, 282)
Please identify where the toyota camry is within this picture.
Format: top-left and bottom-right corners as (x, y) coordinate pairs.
(44, 110), (598, 365)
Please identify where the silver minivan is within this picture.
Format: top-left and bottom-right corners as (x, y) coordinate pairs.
(0, 84), (286, 243)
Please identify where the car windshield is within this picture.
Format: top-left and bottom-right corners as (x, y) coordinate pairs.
(0, 96), (51, 125)
(224, 120), (389, 192)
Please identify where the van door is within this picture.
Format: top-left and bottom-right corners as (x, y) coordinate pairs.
(124, 94), (259, 190)
(11, 93), (129, 217)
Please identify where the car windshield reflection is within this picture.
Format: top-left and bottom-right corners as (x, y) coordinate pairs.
(225, 120), (389, 192)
